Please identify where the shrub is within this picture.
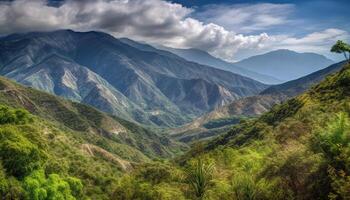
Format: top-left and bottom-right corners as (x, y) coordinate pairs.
(0, 127), (43, 178)
(317, 112), (350, 164)
(24, 169), (83, 200)
(0, 105), (32, 125)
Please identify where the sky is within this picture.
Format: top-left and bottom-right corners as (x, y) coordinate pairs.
(0, 0), (349, 62)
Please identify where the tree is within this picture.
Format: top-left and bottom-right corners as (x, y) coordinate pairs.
(0, 128), (43, 178)
(24, 169), (83, 200)
(186, 159), (214, 199)
(331, 40), (350, 63)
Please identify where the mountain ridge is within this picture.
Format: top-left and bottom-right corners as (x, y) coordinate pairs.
(235, 49), (334, 81)
(0, 29), (267, 127)
(172, 61), (345, 142)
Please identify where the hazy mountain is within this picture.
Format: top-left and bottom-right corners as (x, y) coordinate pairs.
(172, 61), (345, 142)
(0, 30), (267, 127)
(157, 46), (282, 84)
(261, 61), (345, 96)
(235, 49), (334, 81)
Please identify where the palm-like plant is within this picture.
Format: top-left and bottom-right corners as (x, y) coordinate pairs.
(187, 159), (214, 199)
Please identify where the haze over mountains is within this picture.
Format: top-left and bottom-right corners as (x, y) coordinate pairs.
(235, 49), (334, 81)
(157, 46), (282, 84)
(158, 46), (335, 84)
(0, 30), (267, 127)
(174, 61), (345, 142)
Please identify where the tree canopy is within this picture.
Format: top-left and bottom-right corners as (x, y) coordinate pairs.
(331, 40), (350, 62)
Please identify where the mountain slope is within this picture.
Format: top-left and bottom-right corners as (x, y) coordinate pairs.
(261, 61), (345, 96)
(0, 30), (267, 127)
(157, 46), (281, 84)
(178, 62), (350, 200)
(235, 49), (334, 81)
(173, 61), (345, 142)
(0, 76), (187, 198)
(0, 76), (184, 159)
(106, 64), (350, 200)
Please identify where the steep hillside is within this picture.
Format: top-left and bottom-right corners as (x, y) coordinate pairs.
(0, 76), (187, 198)
(235, 49), (334, 81)
(111, 63), (350, 200)
(157, 46), (281, 84)
(173, 61), (345, 142)
(0, 30), (267, 127)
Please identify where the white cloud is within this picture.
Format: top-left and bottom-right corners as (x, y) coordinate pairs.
(194, 3), (295, 33)
(265, 28), (350, 56)
(0, 0), (270, 61)
(0, 0), (348, 61)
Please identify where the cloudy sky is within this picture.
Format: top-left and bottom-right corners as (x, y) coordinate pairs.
(0, 0), (349, 61)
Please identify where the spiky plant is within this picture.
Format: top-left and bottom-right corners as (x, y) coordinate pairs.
(186, 159), (214, 199)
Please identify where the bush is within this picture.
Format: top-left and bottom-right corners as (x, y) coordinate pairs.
(24, 169), (83, 200)
(317, 112), (350, 164)
(135, 163), (172, 184)
(315, 112), (350, 199)
(0, 127), (43, 178)
(0, 105), (32, 125)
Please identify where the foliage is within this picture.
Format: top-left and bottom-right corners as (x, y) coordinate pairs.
(24, 169), (83, 200)
(331, 40), (350, 62)
(112, 167), (186, 200)
(186, 159), (214, 199)
(0, 127), (43, 178)
(0, 105), (32, 125)
(203, 116), (244, 129)
(317, 112), (350, 163)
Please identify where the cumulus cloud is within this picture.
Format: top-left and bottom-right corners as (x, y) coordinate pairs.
(0, 0), (348, 61)
(0, 0), (270, 60)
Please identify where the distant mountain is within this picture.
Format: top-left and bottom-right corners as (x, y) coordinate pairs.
(0, 30), (267, 127)
(261, 61), (345, 96)
(172, 61), (345, 142)
(235, 49), (334, 81)
(157, 46), (282, 84)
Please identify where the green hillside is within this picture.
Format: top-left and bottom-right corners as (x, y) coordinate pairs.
(0, 76), (186, 199)
(1, 62), (350, 199)
(109, 63), (350, 199)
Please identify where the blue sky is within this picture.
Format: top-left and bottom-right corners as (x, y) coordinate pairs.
(170, 0), (350, 60)
(191, 0), (350, 35)
(1, 0), (349, 61)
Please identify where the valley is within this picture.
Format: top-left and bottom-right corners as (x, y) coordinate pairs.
(0, 3), (349, 198)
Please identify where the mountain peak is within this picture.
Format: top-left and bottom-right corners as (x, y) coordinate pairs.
(235, 49), (335, 81)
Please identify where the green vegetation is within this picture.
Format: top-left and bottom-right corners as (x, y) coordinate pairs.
(106, 63), (350, 199)
(0, 76), (185, 199)
(203, 116), (245, 129)
(331, 40), (350, 63)
(186, 159), (214, 199)
(1, 47), (350, 199)
(0, 106), (83, 199)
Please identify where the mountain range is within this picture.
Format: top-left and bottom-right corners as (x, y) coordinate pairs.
(0, 27), (348, 199)
(156, 45), (282, 84)
(156, 47), (334, 84)
(0, 30), (266, 127)
(173, 61), (345, 142)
